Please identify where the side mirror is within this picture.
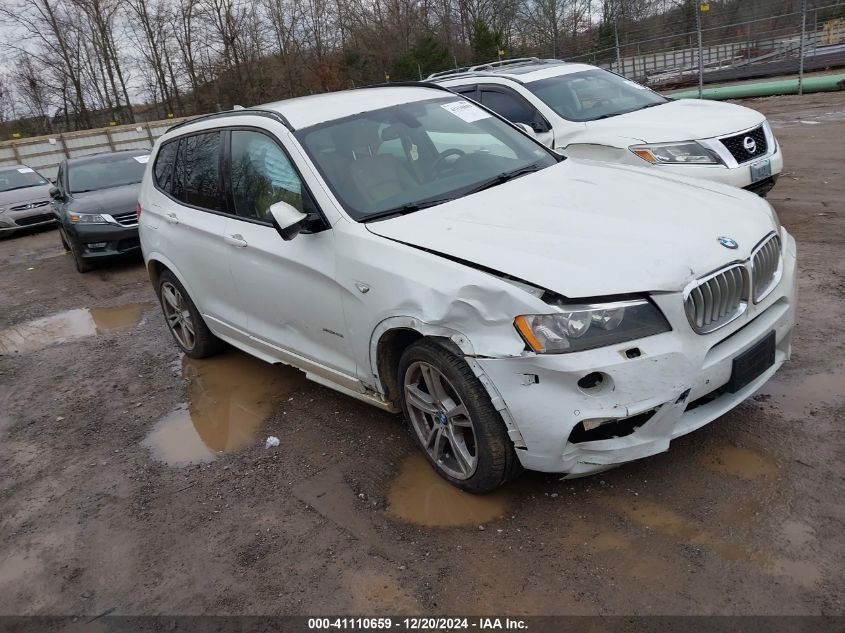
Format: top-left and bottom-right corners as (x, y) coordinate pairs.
(532, 115), (551, 134)
(268, 201), (308, 241)
(49, 187), (62, 200)
(514, 122), (537, 138)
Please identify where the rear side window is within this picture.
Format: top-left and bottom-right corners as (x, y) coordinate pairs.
(174, 132), (224, 212)
(153, 141), (178, 193)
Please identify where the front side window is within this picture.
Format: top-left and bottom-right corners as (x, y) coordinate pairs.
(153, 140), (178, 194)
(229, 130), (303, 222)
(0, 166), (49, 193)
(527, 69), (667, 122)
(174, 132), (224, 212)
(296, 97), (556, 221)
(480, 90), (536, 126)
(67, 154), (148, 194)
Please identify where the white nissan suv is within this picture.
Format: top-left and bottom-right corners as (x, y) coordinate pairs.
(430, 58), (783, 195)
(139, 84), (796, 493)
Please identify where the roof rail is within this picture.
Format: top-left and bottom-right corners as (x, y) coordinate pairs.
(166, 108), (293, 134)
(427, 66), (475, 80)
(471, 57), (541, 71)
(427, 57), (569, 80)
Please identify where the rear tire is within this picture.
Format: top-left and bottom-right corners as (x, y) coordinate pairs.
(398, 339), (522, 493)
(157, 270), (225, 358)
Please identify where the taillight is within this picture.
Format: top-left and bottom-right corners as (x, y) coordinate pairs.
(136, 201), (142, 218)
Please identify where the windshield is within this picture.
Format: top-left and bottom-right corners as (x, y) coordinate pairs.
(527, 69), (668, 122)
(295, 96), (557, 221)
(68, 154), (149, 193)
(0, 167), (49, 193)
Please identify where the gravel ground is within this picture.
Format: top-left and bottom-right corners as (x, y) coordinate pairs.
(0, 92), (843, 616)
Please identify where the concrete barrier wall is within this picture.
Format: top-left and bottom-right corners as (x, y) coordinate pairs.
(0, 117), (192, 180)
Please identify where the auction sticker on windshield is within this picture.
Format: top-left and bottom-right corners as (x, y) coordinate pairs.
(441, 100), (491, 123)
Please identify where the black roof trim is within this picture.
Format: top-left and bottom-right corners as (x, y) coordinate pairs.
(358, 81), (456, 92)
(166, 108), (294, 134)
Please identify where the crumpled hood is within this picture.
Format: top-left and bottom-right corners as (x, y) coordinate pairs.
(584, 98), (765, 144)
(71, 183), (140, 215)
(0, 184), (52, 208)
(366, 160), (776, 298)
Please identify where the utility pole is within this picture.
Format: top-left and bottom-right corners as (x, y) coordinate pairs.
(696, 3), (708, 99)
(798, 0), (807, 95)
(614, 18), (622, 75)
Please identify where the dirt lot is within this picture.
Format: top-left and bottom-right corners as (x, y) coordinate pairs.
(1, 92), (843, 617)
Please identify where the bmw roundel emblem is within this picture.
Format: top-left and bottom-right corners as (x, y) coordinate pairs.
(718, 236), (739, 249)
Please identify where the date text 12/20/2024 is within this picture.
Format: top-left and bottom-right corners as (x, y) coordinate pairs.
(308, 618), (528, 630)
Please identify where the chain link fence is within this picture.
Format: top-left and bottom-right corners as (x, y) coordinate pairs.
(566, 1), (845, 96)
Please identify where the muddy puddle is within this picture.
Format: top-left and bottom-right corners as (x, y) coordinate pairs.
(0, 303), (153, 354)
(757, 366), (845, 418)
(703, 445), (778, 480)
(143, 351), (304, 467)
(387, 453), (511, 527)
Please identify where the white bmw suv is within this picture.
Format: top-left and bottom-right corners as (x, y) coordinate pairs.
(431, 58), (783, 195)
(139, 84), (796, 492)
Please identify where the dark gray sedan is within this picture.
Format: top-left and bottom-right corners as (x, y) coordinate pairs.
(51, 150), (149, 272)
(0, 165), (55, 236)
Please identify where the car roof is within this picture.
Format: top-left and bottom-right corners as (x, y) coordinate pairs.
(0, 164), (31, 173)
(428, 58), (597, 85)
(164, 85), (455, 138)
(66, 149), (150, 166)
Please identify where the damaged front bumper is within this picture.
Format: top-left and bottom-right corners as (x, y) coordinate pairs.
(475, 228), (798, 476)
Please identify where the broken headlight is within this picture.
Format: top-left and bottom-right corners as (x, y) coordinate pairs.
(629, 141), (722, 165)
(514, 298), (670, 354)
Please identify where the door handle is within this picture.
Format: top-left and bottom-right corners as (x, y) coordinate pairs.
(165, 213), (179, 224)
(224, 233), (248, 248)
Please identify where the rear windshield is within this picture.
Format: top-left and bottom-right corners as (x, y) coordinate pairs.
(0, 167), (49, 193)
(68, 154), (149, 193)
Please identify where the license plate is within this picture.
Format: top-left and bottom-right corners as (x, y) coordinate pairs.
(750, 158), (772, 183)
(724, 331), (775, 393)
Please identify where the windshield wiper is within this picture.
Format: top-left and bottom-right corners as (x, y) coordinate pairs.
(463, 163), (542, 196)
(362, 197), (454, 223)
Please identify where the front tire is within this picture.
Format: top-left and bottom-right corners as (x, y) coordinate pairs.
(157, 270), (225, 358)
(58, 226), (71, 251)
(398, 339), (522, 493)
(68, 237), (92, 273)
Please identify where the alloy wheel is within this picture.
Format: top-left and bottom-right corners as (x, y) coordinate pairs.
(160, 281), (196, 351)
(403, 361), (478, 480)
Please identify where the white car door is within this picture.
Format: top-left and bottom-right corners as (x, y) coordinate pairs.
(149, 132), (244, 336)
(220, 128), (356, 378)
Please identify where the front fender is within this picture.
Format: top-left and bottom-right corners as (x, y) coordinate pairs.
(368, 316), (477, 392)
